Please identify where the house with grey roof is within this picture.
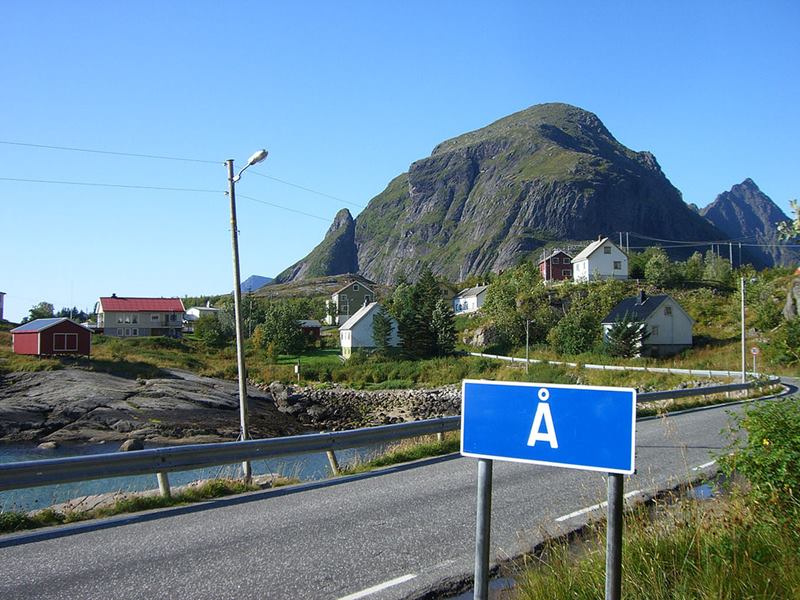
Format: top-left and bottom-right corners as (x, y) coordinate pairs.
(452, 285), (489, 315)
(572, 237), (628, 282)
(339, 302), (399, 359)
(601, 291), (693, 356)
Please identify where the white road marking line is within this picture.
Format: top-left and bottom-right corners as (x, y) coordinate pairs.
(555, 490), (642, 522)
(337, 574), (417, 600)
(692, 460), (717, 471)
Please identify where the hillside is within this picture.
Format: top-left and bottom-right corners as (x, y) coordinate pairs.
(278, 103), (733, 284)
(701, 178), (797, 268)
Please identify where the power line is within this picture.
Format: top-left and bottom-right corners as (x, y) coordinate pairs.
(0, 176), (220, 194)
(0, 140), (219, 164)
(249, 169), (364, 208)
(238, 194), (332, 222)
(1, 139), (365, 208)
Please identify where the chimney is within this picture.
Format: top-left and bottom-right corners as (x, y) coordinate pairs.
(637, 290), (647, 304)
(112, 293), (117, 298)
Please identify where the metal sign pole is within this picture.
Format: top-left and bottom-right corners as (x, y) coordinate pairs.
(474, 458), (493, 600)
(605, 473), (624, 600)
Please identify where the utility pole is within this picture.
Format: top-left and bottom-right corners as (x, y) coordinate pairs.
(741, 277), (746, 384)
(226, 159), (251, 481)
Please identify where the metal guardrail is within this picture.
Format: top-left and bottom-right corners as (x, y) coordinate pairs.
(469, 352), (761, 379)
(0, 417), (460, 493)
(0, 374), (781, 495)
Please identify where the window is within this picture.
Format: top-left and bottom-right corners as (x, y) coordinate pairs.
(613, 261), (622, 270)
(604, 246), (612, 254)
(364, 295), (372, 303)
(132, 328), (139, 336)
(151, 314), (160, 322)
(132, 314), (138, 324)
(117, 315), (123, 324)
(565, 270), (572, 277)
(340, 297), (349, 316)
(664, 306), (672, 316)
(54, 333), (78, 351)
(651, 326), (659, 336)
(124, 313), (131, 324)
(117, 328), (124, 336)
(552, 257), (559, 264)
(170, 314), (176, 322)
(125, 328), (131, 336)
(353, 284), (359, 291)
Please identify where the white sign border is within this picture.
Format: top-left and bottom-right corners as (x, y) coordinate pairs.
(460, 379), (637, 475)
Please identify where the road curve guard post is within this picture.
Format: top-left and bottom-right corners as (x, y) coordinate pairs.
(461, 380), (636, 600)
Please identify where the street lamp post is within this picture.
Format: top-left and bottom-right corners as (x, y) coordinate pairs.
(740, 276), (746, 384)
(226, 149), (268, 481)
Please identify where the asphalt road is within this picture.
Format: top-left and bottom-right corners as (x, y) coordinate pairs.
(0, 392), (792, 600)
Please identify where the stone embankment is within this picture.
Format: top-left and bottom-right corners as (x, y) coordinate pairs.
(261, 382), (461, 431)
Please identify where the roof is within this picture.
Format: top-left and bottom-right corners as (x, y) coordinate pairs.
(571, 238), (621, 263)
(339, 302), (382, 331)
(299, 319), (322, 328)
(99, 297), (185, 312)
(11, 318), (88, 333)
(454, 285), (489, 299)
(601, 293), (671, 323)
(537, 249), (573, 264)
(333, 279), (374, 296)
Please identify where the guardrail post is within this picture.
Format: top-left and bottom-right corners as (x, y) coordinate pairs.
(327, 450), (341, 476)
(437, 432), (444, 443)
(157, 472), (171, 498)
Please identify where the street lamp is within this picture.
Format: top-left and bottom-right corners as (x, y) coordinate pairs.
(226, 149), (268, 481)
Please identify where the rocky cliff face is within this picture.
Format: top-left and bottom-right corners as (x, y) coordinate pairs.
(701, 179), (797, 268)
(279, 103), (732, 284)
(275, 208), (357, 283)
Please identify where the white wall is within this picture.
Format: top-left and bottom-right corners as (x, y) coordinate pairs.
(574, 244), (628, 282)
(645, 298), (693, 346)
(340, 305), (400, 358)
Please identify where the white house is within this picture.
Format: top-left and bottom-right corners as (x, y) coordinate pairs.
(185, 302), (220, 321)
(339, 302), (400, 359)
(571, 237), (628, 282)
(452, 285), (489, 315)
(96, 295), (185, 338)
(326, 279), (375, 325)
(601, 291), (693, 356)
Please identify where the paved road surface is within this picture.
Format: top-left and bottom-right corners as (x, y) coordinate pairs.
(0, 392), (792, 600)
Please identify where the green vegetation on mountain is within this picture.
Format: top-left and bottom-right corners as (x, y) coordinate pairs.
(279, 102), (733, 285)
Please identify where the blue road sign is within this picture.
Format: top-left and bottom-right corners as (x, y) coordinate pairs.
(461, 380), (636, 474)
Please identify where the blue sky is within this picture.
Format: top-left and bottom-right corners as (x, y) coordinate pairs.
(1, 2), (798, 322)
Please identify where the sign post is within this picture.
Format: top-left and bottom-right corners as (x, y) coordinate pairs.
(751, 346), (759, 375)
(461, 380), (636, 600)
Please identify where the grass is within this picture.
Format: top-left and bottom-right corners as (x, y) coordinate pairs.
(339, 432), (461, 475)
(512, 489), (800, 600)
(0, 477), (294, 535)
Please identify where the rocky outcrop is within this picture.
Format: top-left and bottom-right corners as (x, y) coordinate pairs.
(785, 277), (800, 320)
(701, 178), (798, 268)
(261, 381), (460, 430)
(0, 368), (306, 445)
(278, 103), (733, 284)
(275, 208), (358, 283)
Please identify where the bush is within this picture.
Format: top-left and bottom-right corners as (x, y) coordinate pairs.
(720, 397), (800, 511)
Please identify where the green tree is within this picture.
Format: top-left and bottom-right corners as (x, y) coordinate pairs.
(604, 313), (649, 358)
(547, 307), (599, 355)
(194, 315), (230, 348)
(55, 307), (89, 322)
(644, 248), (675, 287)
(430, 298), (456, 356)
(703, 250), (733, 286)
(256, 302), (307, 355)
(777, 199), (799, 240)
(769, 317), (800, 366)
(371, 306), (395, 356)
(23, 302), (54, 323)
(681, 251), (705, 282)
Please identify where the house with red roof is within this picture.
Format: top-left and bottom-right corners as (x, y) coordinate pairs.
(96, 294), (185, 338)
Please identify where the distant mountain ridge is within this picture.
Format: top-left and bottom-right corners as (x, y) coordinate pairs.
(276, 103), (745, 284)
(701, 179), (796, 268)
(241, 275), (273, 293)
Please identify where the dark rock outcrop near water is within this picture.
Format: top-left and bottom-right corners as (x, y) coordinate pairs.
(0, 369), (306, 445)
(277, 103), (735, 284)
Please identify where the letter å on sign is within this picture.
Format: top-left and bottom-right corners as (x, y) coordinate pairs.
(461, 380), (636, 475)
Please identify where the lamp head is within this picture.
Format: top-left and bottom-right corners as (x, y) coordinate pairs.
(246, 149), (268, 166)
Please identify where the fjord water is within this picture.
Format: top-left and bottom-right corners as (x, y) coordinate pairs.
(0, 442), (383, 512)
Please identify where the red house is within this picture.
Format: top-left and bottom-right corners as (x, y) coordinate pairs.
(11, 318), (91, 357)
(538, 250), (573, 282)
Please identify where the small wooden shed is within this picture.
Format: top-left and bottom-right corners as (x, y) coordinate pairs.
(11, 318), (92, 357)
